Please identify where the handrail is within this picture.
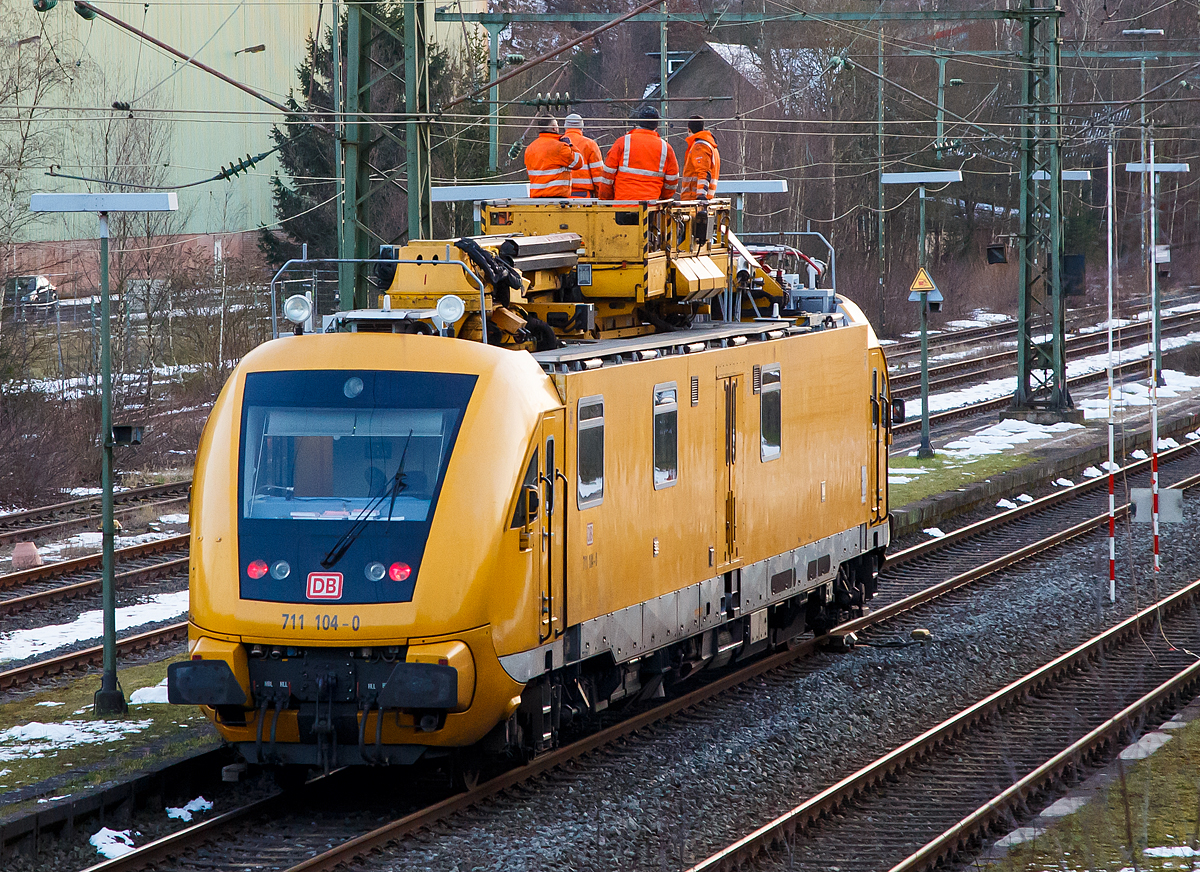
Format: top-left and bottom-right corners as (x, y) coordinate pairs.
(267, 255), (489, 342)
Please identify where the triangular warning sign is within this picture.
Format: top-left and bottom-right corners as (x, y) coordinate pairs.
(909, 268), (937, 292)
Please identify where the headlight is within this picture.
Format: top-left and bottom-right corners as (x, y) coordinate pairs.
(283, 294), (313, 325)
(435, 294), (465, 326)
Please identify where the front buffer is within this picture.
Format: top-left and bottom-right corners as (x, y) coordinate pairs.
(170, 624), (523, 768)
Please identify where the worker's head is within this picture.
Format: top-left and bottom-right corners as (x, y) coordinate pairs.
(688, 114), (705, 134)
(537, 114), (560, 133)
(564, 113), (584, 130)
(633, 104), (660, 130)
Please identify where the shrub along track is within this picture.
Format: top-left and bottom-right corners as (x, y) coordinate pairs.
(72, 443), (1200, 872)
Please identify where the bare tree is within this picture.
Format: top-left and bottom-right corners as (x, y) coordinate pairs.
(0, 1), (73, 388)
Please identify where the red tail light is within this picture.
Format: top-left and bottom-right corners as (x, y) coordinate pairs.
(247, 559), (269, 579)
(388, 562), (411, 582)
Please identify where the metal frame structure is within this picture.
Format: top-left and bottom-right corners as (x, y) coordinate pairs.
(1011, 4), (1070, 417)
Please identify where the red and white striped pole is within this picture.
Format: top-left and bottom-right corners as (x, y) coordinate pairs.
(1106, 128), (1117, 602)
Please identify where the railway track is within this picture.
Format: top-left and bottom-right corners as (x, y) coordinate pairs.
(685, 579), (1200, 872)
(77, 441), (1200, 872)
(0, 535), (188, 616)
(0, 622), (186, 692)
(891, 340), (1185, 438)
(0, 482), (189, 548)
(888, 307), (1200, 399)
(882, 289), (1200, 361)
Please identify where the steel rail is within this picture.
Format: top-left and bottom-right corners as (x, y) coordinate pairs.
(889, 308), (1200, 396)
(0, 622), (187, 691)
(79, 793), (286, 872)
(892, 349), (1180, 436)
(883, 290), (1198, 358)
(885, 435), (1200, 570)
(0, 534), (188, 593)
(265, 472), (1200, 872)
(891, 660), (1200, 871)
(0, 496), (189, 549)
(0, 481), (187, 528)
(684, 576), (1200, 872)
(0, 556), (188, 617)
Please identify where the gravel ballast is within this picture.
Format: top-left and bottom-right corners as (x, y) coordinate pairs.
(362, 494), (1200, 872)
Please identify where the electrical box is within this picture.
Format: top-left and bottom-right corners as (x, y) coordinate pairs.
(112, 425), (144, 446)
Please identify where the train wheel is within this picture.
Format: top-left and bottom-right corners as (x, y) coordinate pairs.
(451, 749), (483, 792)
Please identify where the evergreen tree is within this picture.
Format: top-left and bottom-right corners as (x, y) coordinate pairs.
(260, 10), (487, 266)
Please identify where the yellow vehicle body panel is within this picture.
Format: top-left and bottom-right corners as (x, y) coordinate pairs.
(554, 323), (876, 624)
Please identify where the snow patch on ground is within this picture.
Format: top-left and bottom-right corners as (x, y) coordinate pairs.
(166, 796), (214, 822)
(941, 418), (1085, 458)
(90, 827), (138, 859)
(1082, 466), (1102, 478)
(1054, 478), (1075, 487)
(0, 590), (189, 664)
(1132, 449), (1149, 460)
(156, 513), (190, 525)
(924, 527), (946, 538)
(996, 498), (1017, 509)
(1145, 846), (1198, 858)
(130, 678), (169, 704)
(1015, 493), (1034, 502)
(0, 719), (153, 762)
(36, 529), (179, 562)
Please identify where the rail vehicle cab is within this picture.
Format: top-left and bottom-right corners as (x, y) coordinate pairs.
(169, 199), (898, 774)
(170, 333), (566, 769)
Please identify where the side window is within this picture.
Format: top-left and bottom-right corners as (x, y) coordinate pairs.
(577, 396), (604, 509)
(760, 365), (781, 462)
(653, 382), (678, 489)
(509, 449), (539, 527)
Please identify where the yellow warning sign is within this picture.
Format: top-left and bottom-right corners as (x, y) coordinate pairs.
(909, 268), (937, 292)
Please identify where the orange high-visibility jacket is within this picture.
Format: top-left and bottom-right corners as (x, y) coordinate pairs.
(524, 132), (584, 198)
(564, 128), (604, 197)
(598, 128), (679, 201)
(681, 130), (720, 200)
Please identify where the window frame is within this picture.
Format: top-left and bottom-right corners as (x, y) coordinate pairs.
(760, 364), (782, 462)
(509, 448), (540, 528)
(652, 381), (679, 490)
(577, 395), (605, 509)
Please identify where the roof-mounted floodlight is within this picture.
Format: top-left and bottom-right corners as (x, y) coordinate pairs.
(283, 294), (313, 326)
(435, 294), (466, 327)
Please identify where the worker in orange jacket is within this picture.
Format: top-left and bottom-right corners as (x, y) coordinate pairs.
(524, 115), (583, 198)
(562, 113), (604, 197)
(681, 115), (720, 201)
(598, 105), (679, 201)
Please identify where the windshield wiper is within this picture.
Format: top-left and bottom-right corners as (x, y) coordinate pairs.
(321, 429), (414, 569)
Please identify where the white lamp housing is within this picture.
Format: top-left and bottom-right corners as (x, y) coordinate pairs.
(283, 294), (313, 326)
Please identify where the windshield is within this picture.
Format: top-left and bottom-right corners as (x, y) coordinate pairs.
(236, 370), (476, 605)
(241, 371), (474, 521)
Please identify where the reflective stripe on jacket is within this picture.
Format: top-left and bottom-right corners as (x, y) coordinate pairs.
(524, 132), (583, 198)
(681, 131), (720, 200)
(564, 128), (604, 197)
(597, 128), (679, 201)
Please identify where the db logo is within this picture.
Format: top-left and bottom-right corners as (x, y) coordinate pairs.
(306, 572), (343, 600)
